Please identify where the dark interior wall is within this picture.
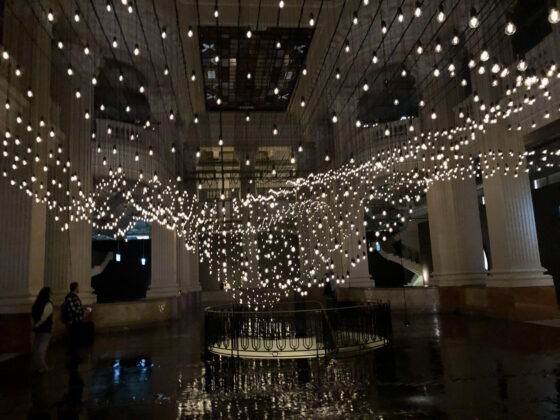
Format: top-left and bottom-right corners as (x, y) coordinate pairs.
(532, 183), (560, 297)
(92, 240), (151, 303)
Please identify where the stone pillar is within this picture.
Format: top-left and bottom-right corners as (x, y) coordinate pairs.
(0, 3), (49, 313)
(148, 223), (179, 298)
(177, 236), (201, 293)
(416, 67), (487, 287)
(339, 182), (374, 289)
(481, 126), (552, 287)
(426, 178), (487, 286)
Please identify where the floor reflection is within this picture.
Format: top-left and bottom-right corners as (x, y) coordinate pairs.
(1, 313), (560, 419)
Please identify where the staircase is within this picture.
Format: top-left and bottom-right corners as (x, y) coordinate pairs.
(377, 249), (425, 286)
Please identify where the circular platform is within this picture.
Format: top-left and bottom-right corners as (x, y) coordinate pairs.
(204, 302), (392, 359)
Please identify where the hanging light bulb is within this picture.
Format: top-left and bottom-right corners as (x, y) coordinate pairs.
(245, 113), (250, 122)
(106, 1), (112, 12)
(133, 44), (140, 56)
(416, 42), (423, 55)
(414, 1), (422, 18)
(434, 39), (442, 53)
(451, 30), (460, 45)
(298, 142), (303, 152)
(437, 3), (445, 22)
(169, 110), (174, 120)
(372, 51), (378, 63)
(336, 68), (341, 79)
(505, 21), (517, 35)
(517, 58), (528, 72)
(344, 40), (350, 53)
(431, 109), (437, 119)
(480, 46), (490, 62)
(331, 113), (338, 123)
(194, 113), (199, 124)
(187, 26), (193, 37)
(246, 28), (252, 38)
(549, 7), (560, 24)
(362, 79), (369, 91)
(273, 124), (279, 135)
(468, 7), (479, 28)
(274, 87), (279, 95)
(302, 66), (307, 76)
(300, 96), (306, 107)
(279, 0), (285, 8)
(309, 13), (315, 26)
(84, 44), (90, 55)
(247, 72), (252, 79)
(397, 8), (404, 22)
(67, 65), (73, 76)
(324, 152), (330, 162)
(112, 37), (118, 48)
(353, 12), (358, 25)
(381, 20), (387, 34)
(74, 10), (80, 22)
(47, 9), (54, 22)
(214, 7), (219, 18)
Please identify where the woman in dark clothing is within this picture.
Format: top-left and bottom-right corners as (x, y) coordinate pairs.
(31, 287), (53, 372)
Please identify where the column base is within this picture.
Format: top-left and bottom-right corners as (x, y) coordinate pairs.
(430, 272), (487, 287)
(345, 276), (375, 288)
(0, 293), (36, 314)
(147, 285), (180, 299)
(487, 269), (553, 287)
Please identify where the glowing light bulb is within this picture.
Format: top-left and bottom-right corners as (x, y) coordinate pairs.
(549, 8), (560, 24)
(414, 1), (422, 18)
(468, 8), (479, 28)
(505, 21), (516, 35)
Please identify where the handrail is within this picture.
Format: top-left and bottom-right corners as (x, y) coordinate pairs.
(204, 302), (392, 359)
(205, 301), (381, 315)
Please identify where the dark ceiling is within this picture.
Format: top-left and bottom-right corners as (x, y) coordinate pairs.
(199, 26), (314, 112)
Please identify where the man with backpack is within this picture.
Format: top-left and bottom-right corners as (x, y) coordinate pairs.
(61, 282), (84, 364)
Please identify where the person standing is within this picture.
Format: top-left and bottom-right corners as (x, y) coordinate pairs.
(31, 287), (53, 373)
(61, 282), (84, 364)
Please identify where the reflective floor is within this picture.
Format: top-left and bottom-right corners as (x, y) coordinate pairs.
(2, 311), (560, 419)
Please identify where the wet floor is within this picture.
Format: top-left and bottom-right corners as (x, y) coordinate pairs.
(1, 311), (560, 419)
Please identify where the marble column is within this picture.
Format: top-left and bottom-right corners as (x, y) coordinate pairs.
(481, 125), (552, 287)
(419, 73), (487, 287)
(426, 178), (487, 286)
(339, 183), (374, 289)
(0, 3), (49, 313)
(177, 236), (201, 293)
(148, 223), (179, 298)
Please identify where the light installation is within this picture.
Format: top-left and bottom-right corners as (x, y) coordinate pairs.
(1, 0), (560, 308)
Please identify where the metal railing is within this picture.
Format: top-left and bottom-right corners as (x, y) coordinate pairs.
(204, 301), (392, 359)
